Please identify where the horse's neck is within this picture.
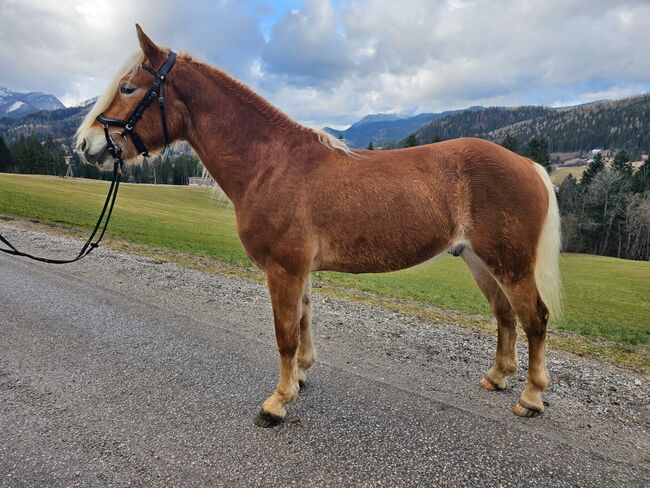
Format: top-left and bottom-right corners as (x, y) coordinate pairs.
(180, 65), (308, 206)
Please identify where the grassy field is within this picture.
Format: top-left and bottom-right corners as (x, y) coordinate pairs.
(551, 166), (586, 184)
(1, 174), (648, 362)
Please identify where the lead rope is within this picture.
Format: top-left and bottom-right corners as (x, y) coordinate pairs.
(0, 158), (124, 264)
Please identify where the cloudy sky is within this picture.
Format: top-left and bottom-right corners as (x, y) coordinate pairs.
(1, 0), (649, 128)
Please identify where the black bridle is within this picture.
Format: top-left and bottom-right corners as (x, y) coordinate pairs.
(0, 50), (177, 264)
(97, 50), (177, 160)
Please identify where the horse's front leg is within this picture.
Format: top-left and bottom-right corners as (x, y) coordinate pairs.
(255, 264), (307, 427)
(297, 277), (317, 387)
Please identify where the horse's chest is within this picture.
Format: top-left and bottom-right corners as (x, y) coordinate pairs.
(235, 208), (311, 270)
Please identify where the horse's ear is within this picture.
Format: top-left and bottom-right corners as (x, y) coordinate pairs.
(135, 24), (165, 68)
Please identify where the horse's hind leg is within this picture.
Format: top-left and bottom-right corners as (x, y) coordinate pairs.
(297, 277), (317, 387)
(468, 246), (550, 416)
(501, 277), (550, 417)
(460, 248), (518, 390)
(255, 264), (306, 427)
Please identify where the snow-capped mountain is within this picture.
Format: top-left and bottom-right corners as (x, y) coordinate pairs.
(0, 86), (65, 118)
(79, 96), (99, 108)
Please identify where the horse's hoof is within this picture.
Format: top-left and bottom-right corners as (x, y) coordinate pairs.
(254, 409), (284, 428)
(480, 376), (504, 391)
(512, 401), (542, 418)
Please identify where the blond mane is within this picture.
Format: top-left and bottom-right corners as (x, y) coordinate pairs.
(314, 129), (357, 155)
(75, 51), (145, 147)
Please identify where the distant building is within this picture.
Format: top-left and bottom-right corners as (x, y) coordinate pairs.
(188, 177), (213, 187)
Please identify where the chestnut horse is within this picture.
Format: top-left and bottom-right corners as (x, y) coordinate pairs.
(77, 25), (562, 426)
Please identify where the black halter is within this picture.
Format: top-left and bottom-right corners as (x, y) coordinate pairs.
(97, 50), (177, 159)
(0, 50), (177, 265)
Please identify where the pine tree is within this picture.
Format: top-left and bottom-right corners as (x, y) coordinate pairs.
(132, 164), (143, 183)
(630, 157), (650, 193)
(366, 141), (374, 150)
(612, 150), (632, 174)
(11, 134), (47, 174)
(525, 136), (551, 172)
(141, 159), (153, 183)
(405, 134), (418, 147)
(0, 134), (12, 172)
(501, 133), (519, 153)
(581, 152), (605, 187)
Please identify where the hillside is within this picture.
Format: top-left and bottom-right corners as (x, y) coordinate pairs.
(393, 94), (650, 158)
(324, 107), (483, 148)
(392, 106), (554, 147)
(487, 94), (650, 156)
(0, 104), (89, 146)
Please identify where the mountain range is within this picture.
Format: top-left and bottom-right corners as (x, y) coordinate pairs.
(0, 104), (89, 147)
(324, 107), (483, 148)
(1, 83), (650, 159)
(0, 87), (65, 118)
(391, 95), (650, 158)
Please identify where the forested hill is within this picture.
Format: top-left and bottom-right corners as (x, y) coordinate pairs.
(0, 104), (89, 146)
(394, 94), (650, 158)
(487, 94), (650, 156)
(392, 106), (554, 147)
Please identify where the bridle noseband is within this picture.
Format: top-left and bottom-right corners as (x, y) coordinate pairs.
(0, 50), (178, 265)
(97, 50), (177, 161)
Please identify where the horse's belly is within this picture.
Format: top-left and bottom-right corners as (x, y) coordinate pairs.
(312, 175), (460, 273)
(318, 231), (452, 273)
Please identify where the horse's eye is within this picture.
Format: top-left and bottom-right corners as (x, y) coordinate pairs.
(120, 85), (137, 95)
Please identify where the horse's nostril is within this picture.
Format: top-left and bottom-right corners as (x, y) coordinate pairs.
(80, 139), (87, 151)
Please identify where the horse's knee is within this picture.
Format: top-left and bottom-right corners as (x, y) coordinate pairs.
(521, 299), (549, 340)
(536, 296), (550, 331)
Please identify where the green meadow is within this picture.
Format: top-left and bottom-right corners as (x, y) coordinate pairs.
(550, 166), (587, 184)
(1, 174), (648, 363)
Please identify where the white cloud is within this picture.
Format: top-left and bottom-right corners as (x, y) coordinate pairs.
(262, 0), (358, 86)
(0, 0), (266, 103)
(250, 0), (650, 125)
(1, 0), (650, 128)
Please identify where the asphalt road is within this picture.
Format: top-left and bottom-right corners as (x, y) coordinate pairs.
(1, 223), (648, 487)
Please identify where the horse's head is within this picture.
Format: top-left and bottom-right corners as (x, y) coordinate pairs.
(76, 25), (185, 166)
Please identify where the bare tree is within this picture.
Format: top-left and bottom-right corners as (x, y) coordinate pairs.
(624, 192), (650, 260)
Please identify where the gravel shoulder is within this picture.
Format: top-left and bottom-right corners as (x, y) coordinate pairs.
(1, 221), (648, 486)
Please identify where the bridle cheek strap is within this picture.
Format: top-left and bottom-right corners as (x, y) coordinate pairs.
(97, 50), (177, 160)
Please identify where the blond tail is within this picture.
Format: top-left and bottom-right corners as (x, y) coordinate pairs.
(532, 163), (563, 320)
